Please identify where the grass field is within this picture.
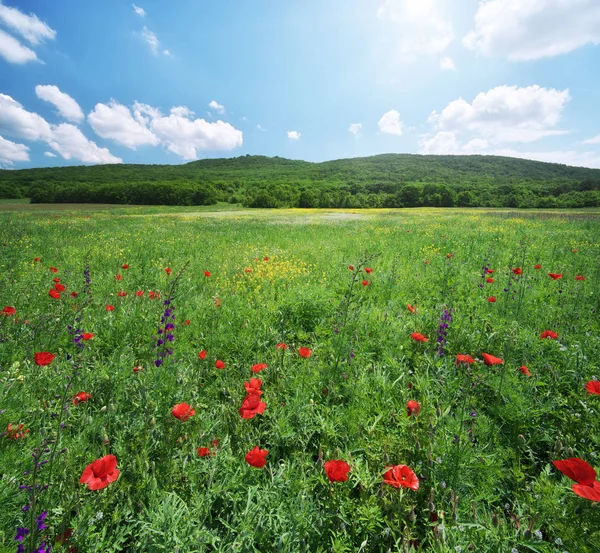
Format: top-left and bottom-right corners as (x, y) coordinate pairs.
(1, 207), (599, 553)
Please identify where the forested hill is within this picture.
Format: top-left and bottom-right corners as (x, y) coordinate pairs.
(1, 154), (599, 208)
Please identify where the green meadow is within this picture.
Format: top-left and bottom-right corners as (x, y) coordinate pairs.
(1, 207), (599, 553)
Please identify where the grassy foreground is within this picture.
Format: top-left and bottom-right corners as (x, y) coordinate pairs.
(1, 207), (599, 553)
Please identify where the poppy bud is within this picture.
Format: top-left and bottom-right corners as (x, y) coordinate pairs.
(100, 406), (107, 413)
(523, 529), (532, 540)
(566, 447), (574, 457)
(428, 501), (435, 513)
(86, 416), (93, 425)
(151, 417), (156, 425)
(554, 439), (563, 454)
(406, 505), (416, 522)
(492, 512), (500, 528)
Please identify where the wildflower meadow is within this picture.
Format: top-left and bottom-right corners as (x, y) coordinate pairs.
(1, 206), (599, 553)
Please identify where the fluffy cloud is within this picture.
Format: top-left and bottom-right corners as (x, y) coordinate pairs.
(43, 151), (56, 157)
(46, 123), (122, 164)
(141, 26), (159, 54)
(88, 100), (159, 149)
(208, 100), (225, 114)
(0, 28), (38, 63)
(132, 4), (146, 17)
(464, 0), (600, 61)
(377, 0), (453, 57)
(378, 110), (404, 136)
(0, 134), (29, 164)
(35, 85), (84, 123)
(582, 135), (600, 145)
(348, 123), (362, 136)
(0, 3), (56, 45)
(0, 93), (52, 140)
(440, 56), (455, 70)
(287, 130), (301, 140)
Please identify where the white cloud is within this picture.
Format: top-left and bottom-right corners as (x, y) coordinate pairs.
(0, 28), (38, 63)
(582, 134), (600, 145)
(47, 123), (122, 164)
(377, 0), (453, 57)
(348, 123), (363, 136)
(43, 151), (56, 157)
(0, 3), (55, 45)
(132, 3), (146, 17)
(464, 0), (600, 61)
(132, 101), (162, 125)
(162, 49), (171, 56)
(35, 85), (84, 123)
(378, 109), (404, 136)
(0, 134), (29, 164)
(440, 56), (455, 70)
(141, 26), (159, 55)
(0, 93), (52, 140)
(208, 100), (225, 114)
(170, 106), (194, 118)
(287, 130), (301, 140)
(88, 100), (159, 149)
(256, 123), (266, 131)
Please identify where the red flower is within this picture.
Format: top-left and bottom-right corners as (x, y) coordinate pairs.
(73, 392), (91, 405)
(197, 447), (211, 457)
(263, 257), (269, 261)
(184, 319), (191, 325)
(52, 283), (65, 293)
(298, 347), (312, 358)
(148, 291), (160, 299)
(115, 274), (122, 281)
(204, 271), (211, 277)
(276, 343), (289, 350)
(239, 393), (267, 419)
(171, 403), (195, 421)
(214, 297), (221, 308)
(364, 267), (373, 274)
(80, 454), (120, 490)
(82, 333), (94, 340)
(383, 465), (419, 490)
(406, 400), (421, 417)
(122, 264), (129, 269)
(34, 257), (41, 262)
(572, 249), (578, 253)
(244, 378), (263, 395)
(245, 446), (268, 468)
(486, 277), (494, 283)
(70, 292), (78, 298)
(49, 289), (61, 299)
(215, 359), (225, 369)
(410, 332), (428, 342)
(519, 366), (531, 377)
(245, 267), (252, 273)
(199, 350), (207, 359)
(117, 291), (127, 297)
(575, 275), (586, 281)
(407, 304), (417, 314)
(136, 291), (144, 297)
(456, 354), (474, 365)
(540, 330), (558, 339)
(512, 267), (522, 275)
(106, 305), (114, 311)
(548, 273), (562, 280)
(324, 460), (351, 482)
(49, 267), (58, 273)
(487, 297), (496, 303)
(485, 268), (495, 274)
(53, 277), (61, 283)
(361, 280), (370, 286)
(553, 458), (600, 501)
(585, 381), (600, 396)
(133, 366), (144, 373)
(251, 363), (267, 373)
(165, 267), (172, 275)
(348, 265), (355, 271)
(6, 423), (29, 440)
(534, 264), (542, 269)
(2, 306), (16, 316)
(446, 253), (454, 259)
(34, 352), (56, 366)
(482, 353), (503, 366)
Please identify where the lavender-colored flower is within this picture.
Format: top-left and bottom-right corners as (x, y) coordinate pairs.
(14, 527), (29, 542)
(36, 511), (48, 531)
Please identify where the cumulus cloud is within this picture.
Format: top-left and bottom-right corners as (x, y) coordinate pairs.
(0, 134), (29, 164)
(440, 56), (455, 70)
(582, 134), (600, 145)
(348, 123), (362, 136)
(378, 110), (404, 136)
(464, 0), (600, 61)
(0, 93), (52, 140)
(0, 3), (56, 45)
(287, 130), (301, 140)
(0, 28), (38, 63)
(208, 100), (225, 114)
(47, 123), (122, 164)
(35, 85), (84, 123)
(132, 3), (146, 17)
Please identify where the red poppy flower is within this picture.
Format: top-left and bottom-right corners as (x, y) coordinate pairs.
(245, 446), (268, 468)
(383, 464), (419, 490)
(572, 482), (600, 501)
(548, 273), (562, 280)
(364, 267), (373, 274)
(298, 347), (312, 358)
(49, 289), (61, 299)
(263, 257), (269, 261)
(2, 306), (16, 316)
(511, 267), (522, 275)
(245, 267), (252, 273)
(486, 277), (494, 283)
(148, 291), (160, 299)
(487, 297), (496, 303)
(117, 291), (127, 297)
(482, 353), (503, 366)
(534, 264), (542, 269)
(82, 333), (94, 340)
(407, 304), (417, 314)
(165, 267), (172, 275)
(485, 269), (495, 274)
(244, 378), (263, 395)
(34, 352), (56, 366)
(73, 392), (91, 405)
(70, 292), (78, 298)
(53, 277), (61, 283)
(324, 460), (351, 482)
(215, 359), (225, 369)
(553, 458), (597, 486)
(136, 291), (144, 297)
(52, 283), (66, 293)
(115, 274), (122, 281)
(214, 297), (221, 308)
(406, 400), (421, 417)
(197, 447), (211, 457)
(456, 354), (474, 365)
(410, 332), (428, 342)
(184, 319), (191, 325)
(80, 454), (120, 490)
(34, 257), (41, 262)
(575, 275), (586, 281)
(122, 264), (129, 269)
(585, 381), (600, 396)
(251, 363), (267, 373)
(239, 393), (267, 419)
(133, 365), (144, 373)
(171, 403), (195, 421)
(361, 280), (370, 286)
(446, 253), (454, 259)
(199, 350), (207, 359)
(204, 271), (211, 277)
(106, 305), (114, 311)
(348, 265), (355, 271)
(519, 366), (531, 376)
(6, 423), (29, 440)
(540, 330), (558, 339)
(49, 267), (58, 273)
(276, 343), (289, 350)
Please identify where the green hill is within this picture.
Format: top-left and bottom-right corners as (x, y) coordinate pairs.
(1, 154), (599, 208)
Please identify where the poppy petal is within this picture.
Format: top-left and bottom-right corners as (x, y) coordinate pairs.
(553, 458), (597, 486)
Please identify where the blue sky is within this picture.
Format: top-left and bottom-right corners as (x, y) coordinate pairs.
(0, 0), (599, 168)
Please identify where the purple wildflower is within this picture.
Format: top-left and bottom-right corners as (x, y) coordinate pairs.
(14, 528), (29, 542)
(36, 511), (48, 531)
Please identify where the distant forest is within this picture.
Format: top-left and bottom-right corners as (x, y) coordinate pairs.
(1, 154), (599, 208)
